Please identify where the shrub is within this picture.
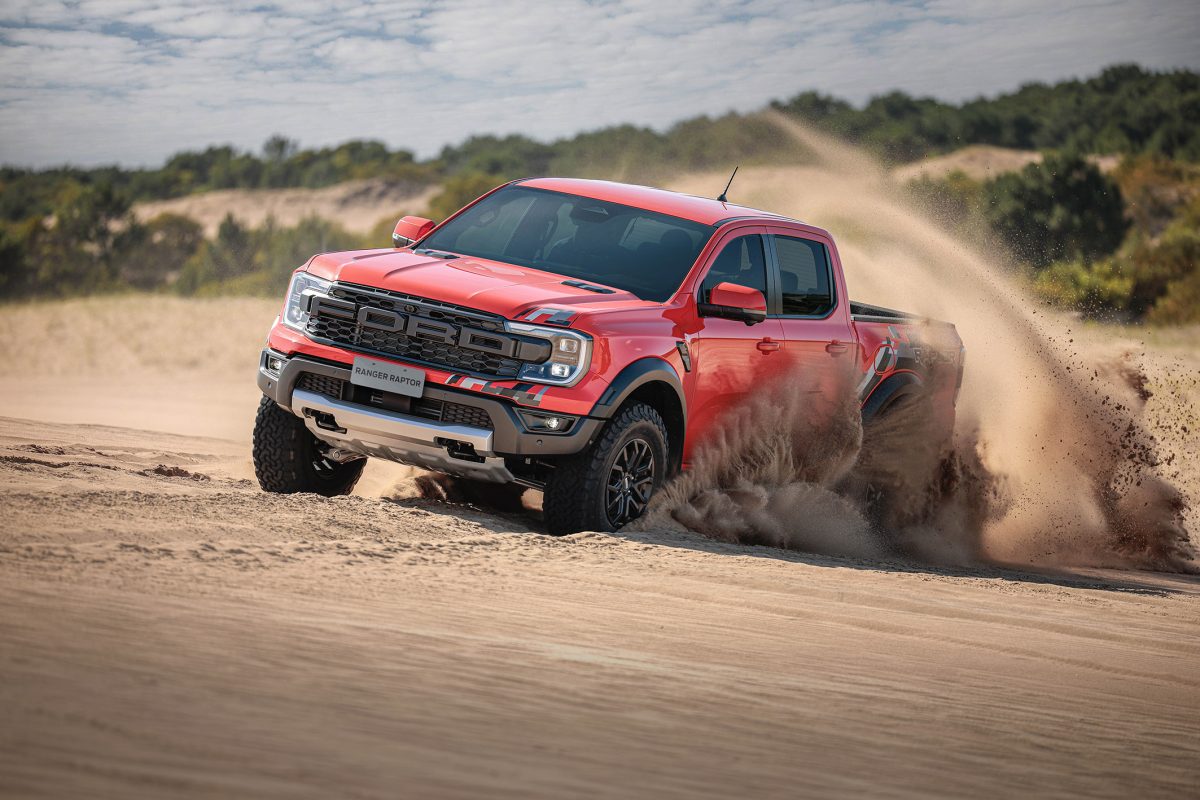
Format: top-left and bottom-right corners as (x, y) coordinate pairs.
(983, 152), (1127, 269)
(1032, 259), (1133, 316)
(113, 213), (204, 290)
(1148, 269), (1200, 324)
(175, 214), (364, 296)
(1111, 155), (1200, 237)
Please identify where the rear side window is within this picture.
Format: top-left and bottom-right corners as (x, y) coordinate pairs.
(775, 235), (834, 316)
(700, 235), (767, 302)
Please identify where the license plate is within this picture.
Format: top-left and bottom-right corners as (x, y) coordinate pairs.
(349, 357), (425, 398)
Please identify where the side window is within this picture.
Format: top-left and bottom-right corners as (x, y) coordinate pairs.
(700, 235), (767, 303)
(775, 235), (834, 316)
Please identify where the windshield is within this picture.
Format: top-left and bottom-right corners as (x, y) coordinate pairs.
(419, 185), (713, 301)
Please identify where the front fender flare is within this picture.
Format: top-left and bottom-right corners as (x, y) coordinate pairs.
(589, 357), (686, 421)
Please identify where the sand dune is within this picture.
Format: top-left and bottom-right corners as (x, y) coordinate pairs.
(890, 144), (1120, 182)
(133, 178), (438, 236)
(3, 143), (1199, 795)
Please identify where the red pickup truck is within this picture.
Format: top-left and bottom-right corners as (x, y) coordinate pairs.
(254, 178), (964, 534)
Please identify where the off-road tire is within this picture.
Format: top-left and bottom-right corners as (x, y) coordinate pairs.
(542, 402), (668, 535)
(252, 395), (365, 496)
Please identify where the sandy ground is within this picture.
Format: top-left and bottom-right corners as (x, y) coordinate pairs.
(2, 295), (1200, 798)
(133, 179), (439, 236)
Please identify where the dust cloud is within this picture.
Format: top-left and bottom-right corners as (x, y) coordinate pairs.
(645, 114), (1196, 572)
(631, 370), (879, 559)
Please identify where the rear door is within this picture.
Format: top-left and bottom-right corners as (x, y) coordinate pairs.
(765, 230), (858, 389)
(686, 229), (785, 450)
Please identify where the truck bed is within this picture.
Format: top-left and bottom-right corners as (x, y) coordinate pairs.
(850, 300), (957, 330)
(849, 301), (918, 323)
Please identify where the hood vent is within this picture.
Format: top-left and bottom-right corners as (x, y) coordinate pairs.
(562, 279), (615, 295)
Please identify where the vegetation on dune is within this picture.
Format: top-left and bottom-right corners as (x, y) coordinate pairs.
(0, 138), (434, 224)
(0, 63), (1196, 323)
(174, 214), (365, 296)
(2, 62), (1194, 223)
(773, 64), (1200, 164)
(983, 153), (1128, 270)
(909, 152), (1200, 323)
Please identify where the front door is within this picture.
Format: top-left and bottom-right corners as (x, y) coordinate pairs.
(686, 231), (785, 459)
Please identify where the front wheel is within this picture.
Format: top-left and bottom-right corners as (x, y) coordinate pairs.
(252, 395), (365, 496)
(542, 403), (668, 535)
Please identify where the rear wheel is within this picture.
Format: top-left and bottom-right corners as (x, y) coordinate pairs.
(252, 395), (365, 496)
(542, 403), (667, 535)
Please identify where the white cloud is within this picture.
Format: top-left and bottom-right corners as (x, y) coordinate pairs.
(0, 0), (1197, 167)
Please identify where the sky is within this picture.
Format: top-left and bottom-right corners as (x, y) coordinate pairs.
(1, 0), (1198, 169)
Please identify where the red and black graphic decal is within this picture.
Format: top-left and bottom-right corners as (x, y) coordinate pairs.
(521, 308), (576, 326)
(445, 374), (550, 406)
(857, 325), (923, 403)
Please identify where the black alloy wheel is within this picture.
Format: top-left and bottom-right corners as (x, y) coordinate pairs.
(605, 437), (655, 527)
(541, 402), (668, 535)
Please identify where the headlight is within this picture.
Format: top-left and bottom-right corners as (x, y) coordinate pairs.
(281, 272), (332, 333)
(505, 321), (591, 386)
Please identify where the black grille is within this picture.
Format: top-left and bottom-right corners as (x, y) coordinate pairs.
(306, 283), (544, 378)
(336, 285), (507, 330)
(412, 398), (493, 429)
(297, 372), (344, 399)
(294, 372), (493, 430)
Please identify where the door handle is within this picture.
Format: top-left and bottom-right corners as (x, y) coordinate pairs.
(757, 338), (781, 353)
(825, 341), (849, 355)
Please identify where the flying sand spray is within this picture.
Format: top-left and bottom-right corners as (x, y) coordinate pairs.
(634, 115), (1195, 572)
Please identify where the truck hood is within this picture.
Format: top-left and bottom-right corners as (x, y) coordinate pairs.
(305, 248), (658, 322)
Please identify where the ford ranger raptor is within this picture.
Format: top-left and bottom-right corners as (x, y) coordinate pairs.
(254, 178), (964, 534)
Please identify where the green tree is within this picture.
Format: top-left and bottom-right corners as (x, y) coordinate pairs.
(175, 213), (251, 293)
(438, 135), (553, 178)
(0, 224), (28, 297)
(983, 153), (1127, 269)
(113, 213), (204, 290)
(263, 135), (298, 163)
(262, 136), (300, 188)
(174, 214), (365, 296)
(19, 181), (131, 296)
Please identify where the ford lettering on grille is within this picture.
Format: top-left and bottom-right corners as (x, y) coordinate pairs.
(303, 287), (547, 377)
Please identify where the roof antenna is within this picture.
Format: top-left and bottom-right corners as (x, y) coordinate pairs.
(716, 165), (739, 203)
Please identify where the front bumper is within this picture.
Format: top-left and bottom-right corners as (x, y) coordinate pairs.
(258, 349), (604, 482)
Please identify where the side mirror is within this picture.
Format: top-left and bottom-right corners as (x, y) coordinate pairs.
(698, 282), (767, 326)
(393, 216), (435, 247)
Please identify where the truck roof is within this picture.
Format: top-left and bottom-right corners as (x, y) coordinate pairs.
(518, 177), (798, 227)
